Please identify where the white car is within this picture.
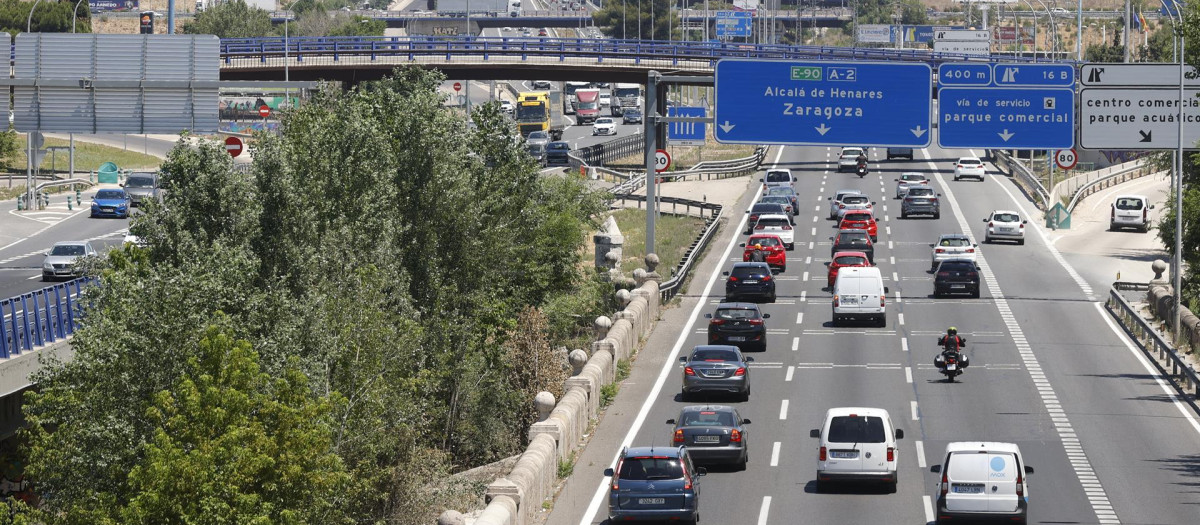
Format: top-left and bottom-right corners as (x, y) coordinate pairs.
(931, 233), (978, 270)
(953, 157), (986, 181)
(838, 147), (866, 172)
(828, 189), (862, 219)
(835, 194), (874, 219)
(894, 172), (929, 199)
(984, 210), (1027, 244)
(810, 407), (903, 491)
(931, 442), (1033, 524)
(499, 100), (515, 114)
(591, 117), (617, 136)
(1110, 195), (1154, 232)
(599, 92), (612, 106)
(753, 214), (794, 250)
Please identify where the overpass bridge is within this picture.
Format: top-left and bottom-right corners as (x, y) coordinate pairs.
(219, 35), (1062, 84)
(267, 8), (852, 29)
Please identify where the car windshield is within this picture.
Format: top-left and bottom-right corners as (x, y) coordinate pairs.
(526, 143), (545, 154)
(625, 110), (641, 116)
(715, 308), (759, 320)
(731, 266), (769, 279)
(527, 131), (548, 140)
(125, 176), (155, 188)
(680, 410), (736, 427)
(839, 233), (868, 244)
(619, 457), (684, 480)
(907, 188), (934, 197)
(691, 348), (739, 361)
(50, 245), (85, 256)
(843, 196), (869, 205)
(1115, 198), (1143, 210)
(766, 172), (790, 183)
(834, 255), (867, 266)
(993, 213), (1020, 222)
(596, 118), (612, 125)
(96, 190), (125, 199)
(757, 218), (789, 228)
(577, 100), (598, 110)
(939, 237), (970, 247)
(827, 416), (886, 443)
(615, 86), (641, 98)
(748, 236), (780, 247)
(548, 143), (569, 151)
(758, 198), (789, 207)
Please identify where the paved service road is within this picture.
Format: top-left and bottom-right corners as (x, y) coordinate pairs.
(555, 134), (1200, 524)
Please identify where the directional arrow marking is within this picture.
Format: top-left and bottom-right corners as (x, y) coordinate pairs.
(720, 121), (736, 133)
(1139, 130), (1153, 142)
(911, 125), (927, 138)
(998, 129), (1015, 142)
(815, 123), (831, 136)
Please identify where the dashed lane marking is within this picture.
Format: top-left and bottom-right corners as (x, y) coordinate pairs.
(779, 399), (789, 420)
(770, 442), (782, 466)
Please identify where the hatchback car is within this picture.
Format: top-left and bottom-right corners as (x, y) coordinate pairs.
(931, 442), (1033, 525)
(705, 302), (770, 351)
(828, 189), (863, 219)
(810, 407), (904, 492)
(499, 100), (515, 115)
(605, 446), (705, 523)
(894, 172), (929, 199)
(953, 157), (986, 181)
(758, 196), (796, 217)
(90, 189), (132, 218)
(984, 210), (1027, 244)
(592, 117), (617, 136)
(668, 406), (751, 469)
(1110, 195), (1154, 232)
(765, 186), (801, 216)
(42, 241), (97, 281)
(680, 345), (753, 401)
(839, 211), (878, 242)
(753, 214), (794, 250)
(544, 141), (571, 165)
(827, 250), (871, 289)
(931, 234), (977, 270)
(532, 79), (551, 89)
(724, 262), (776, 302)
(622, 108), (643, 124)
(934, 259), (982, 298)
(741, 234), (786, 271)
(900, 187), (940, 219)
(747, 203), (790, 234)
(835, 194), (874, 219)
(538, 28), (548, 36)
(525, 142), (547, 165)
(832, 230), (874, 264)
(838, 147), (866, 172)
(122, 172), (160, 206)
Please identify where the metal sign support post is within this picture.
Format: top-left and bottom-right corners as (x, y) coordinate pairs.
(26, 133), (33, 209)
(1173, 0), (1186, 341)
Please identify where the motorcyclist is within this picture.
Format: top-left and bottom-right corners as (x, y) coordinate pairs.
(938, 327), (966, 352)
(749, 243), (768, 262)
(855, 152), (868, 171)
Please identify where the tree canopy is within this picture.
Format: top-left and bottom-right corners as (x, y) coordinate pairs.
(593, 0), (679, 41)
(0, 0), (91, 35)
(183, 0), (274, 38)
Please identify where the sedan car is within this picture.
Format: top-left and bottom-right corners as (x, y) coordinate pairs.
(525, 130), (551, 149)
(753, 214), (794, 250)
(90, 188), (132, 218)
(531, 79), (551, 89)
(900, 187), (940, 219)
(592, 117), (617, 136)
(828, 189), (862, 219)
(122, 172), (159, 206)
(747, 203), (790, 233)
(42, 241), (96, 281)
(934, 259), (982, 298)
(706, 302), (770, 351)
(839, 211), (878, 242)
(668, 406), (751, 469)
(622, 108), (643, 124)
(835, 194), (875, 219)
(838, 147), (865, 172)
(499, 100), (515, 115)
(984, 210), (1027, 244)
(741, 234), (786, 271)
(680, 345), (753, 401)
(544, 141), (571, 165)
(931, 234), (977, 270)
(832, 230), (874, 264)
(765, 187), (801, 215)
(953, 157), (986, 181)
(724, 262), (775, 302)
(894, 172), (929, 199)
(526, 142), (547, 165)
(827, 251), (872, 289)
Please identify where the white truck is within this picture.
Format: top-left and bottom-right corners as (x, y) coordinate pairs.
(611, 83), (643, 116)
(562, 81), (588, 116)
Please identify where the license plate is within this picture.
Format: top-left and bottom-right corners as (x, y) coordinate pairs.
(638, 497), (666, 505)
(946, 364), (957, 370)
(842, 297), (859, 305)
(743, 280), (758, 284)
(953, 486), (983, 494)
(695, 435), (720, 443)
(727, 336), (746, 342)
(951, 284), (966, 289)
(830, 451), (858, 459)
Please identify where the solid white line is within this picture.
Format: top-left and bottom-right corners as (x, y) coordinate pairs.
(779, 399), (789, 420)
(576, 152), (777, 525)
(785, 366), (795, 382)
(791, 337), (800, 351)
(770, 442), (782, 466)
(923, 495), (935, 523)
(911, 400), (919, 420)
(905, 366), (913, 384)
(915, 440), (927, 468)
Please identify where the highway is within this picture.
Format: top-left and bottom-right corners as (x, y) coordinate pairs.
(562, 137), (1200, 524)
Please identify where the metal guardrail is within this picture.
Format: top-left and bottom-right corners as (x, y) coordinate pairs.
(572, 131), (644, 167)
(1, 277), (93, 359)
(993, 150), (1050, 210)
(610, 194), (723, 303)
(1106, 286), (1200, 399)
(598, 146), (766, 195)
(1063, 161), (1152, 214)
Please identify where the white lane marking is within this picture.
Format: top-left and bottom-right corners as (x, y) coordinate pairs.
(796, 313), (804, 325)
(890, 256), (895, 265)
(576, 148), (779, 525)
(791, 336), (800, 351)
(811, 227), (817, 235)
(800, 291), (807, 302)
(26, 274), (41, 280)
(901, 337), (909, 352)
(770, 442), (782, 466)
(915, 440), (927, 468)
(802, 271), (809, 282)
(895, 290), (902, 303)
(905, 366), (913, 384)
(892, 271), (899, 282)
(805, 256), (812, 265)
(898, 313), (905, 326)
(785, 366), (795, 382)
(923, 495), (935, 524)
(779, 399), (789, 420)
(911, 400), (919, 420)
(888, 240), (894, 250)
(808, 241), (814, 250)
(757, 496), (771, 525)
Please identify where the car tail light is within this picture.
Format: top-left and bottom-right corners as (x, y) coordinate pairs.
(966, 248), (975, 253)
(1111, 207), (1116, 220)
(782, 225), (792, 230)
(940, 469), (948, 497)
(786, 206), (793, 212)
(612, 458), (624, 490)
(935, 248), (945, 253)
(839, 203), (846, 209)
(729, 276), (739, 282)
(887, 447), (895, 462)
(957, 164), (964, 168)
(683, 465), (694, 490)
(881, 295), (886, 307)
(762, 274), (772, 281)
(867, 204), (873, 208)
(674, 429), (685, 444)
(905, 198), (914, 203)
(988, 221), (995, 228)
(734, 367), (745, 376)
(1015, 472), (1024, 497)
(938, 272), (950, 277)
(833, 295), (840, 307)
(730, 429), (742, 443)
(748, 318), (764, 325)
(710, 318), (726, 325)
(819, 446), (828, 461)
(684, 366), (695, 376)
(1019, 222), (1025, 229)
(968, 272), (978, 278)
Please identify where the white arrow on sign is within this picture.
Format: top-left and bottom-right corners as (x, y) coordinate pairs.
(720, 121), (736, 133)
(911, 125), (927, 138)
(998, 129), (1015, 142)
(815, 123), (831, 136)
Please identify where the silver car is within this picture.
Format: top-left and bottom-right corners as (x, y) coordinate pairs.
(667, 405), (751, 469)
(680, 345), (753, 401)
(122, 172), (159, 206)
(894, 172), (929, 199)
(525, 130), (550, 149)
(828, 189), (863, 219)
(900, 187), (940, 219)
(42, 241), (96, 281)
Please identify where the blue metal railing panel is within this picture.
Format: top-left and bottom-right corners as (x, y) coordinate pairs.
(0, 278), (92, 360)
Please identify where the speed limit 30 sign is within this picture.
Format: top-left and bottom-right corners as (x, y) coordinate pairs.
(654, 149), (671, 173)
(1055, 149), (1078, 170)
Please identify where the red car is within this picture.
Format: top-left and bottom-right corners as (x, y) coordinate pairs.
(839, 211), (878, 242)
(742, 234), (787, 272)
(827, 251), (872, 289)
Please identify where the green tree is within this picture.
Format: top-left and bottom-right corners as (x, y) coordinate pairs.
(0, 128), (19, 172)
(183, 0), (274, 38)
(593, 0), (679, 40)
(899, 0), (928, 25)
(0, 0), (91, 34)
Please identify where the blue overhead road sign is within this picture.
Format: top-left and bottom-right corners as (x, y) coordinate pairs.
(938, 63), (992, 86)
(992, 64), (1075, 87)
(714, 60), (933, 147)
(937, 88), (1074, 149)
(716, 11), (752, 38)
(668, 106), (706, 145)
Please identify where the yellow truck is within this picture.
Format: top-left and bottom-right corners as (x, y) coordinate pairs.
(516, 91), (564, 140)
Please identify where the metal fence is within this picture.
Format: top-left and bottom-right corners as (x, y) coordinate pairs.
(1106, 285), (1200, 399)
(1, 277), (93, 359)
(1064, 161), (1153, 214)
(993, 150), (1050, 210)
(611, 194), (723, 303)
(571, 131), (644, 167)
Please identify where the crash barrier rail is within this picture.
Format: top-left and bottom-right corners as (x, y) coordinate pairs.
(570, 131), (644, 167)
(1106, 285), (1200, 399)
(1063, 160), (1154, 214)
(610, 194), (723, 303)
(597, 145), (766, 195)
(1, 277), (93, 360)
(993, 150), (1051, 210)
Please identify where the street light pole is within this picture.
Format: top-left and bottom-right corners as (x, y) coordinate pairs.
(27, 0), (43, 33)
(1166, 0), (1186, 340)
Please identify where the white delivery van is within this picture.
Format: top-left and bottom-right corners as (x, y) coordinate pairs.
(809, 407), (904, 492)
(931, 442), (1034, 525)
(1110, 194), (1154, 232)
(832, 266), (887, 327)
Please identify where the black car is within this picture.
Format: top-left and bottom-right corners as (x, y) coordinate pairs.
(746, 203), (790, 233)
(705, 302), (770, 351)
(886, 147), (914, 160)
(724, 262), (775, 302)
(545, 141), (571, 165)
(831, 229), (874, 264)
(933, 259), (981, 298)
(622, 108), (643, 124)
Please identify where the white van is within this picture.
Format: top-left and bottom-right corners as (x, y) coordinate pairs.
(1110, 194), (1154, 232)
(809, 407), (904, 492)
(762, 169), (795, 190)
(832, 267), (887, 327)
(931, 442), (1033, 524)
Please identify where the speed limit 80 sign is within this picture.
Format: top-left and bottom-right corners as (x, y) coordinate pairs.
(1055, 149), (1078, 170)
(654, 149), (671, 173)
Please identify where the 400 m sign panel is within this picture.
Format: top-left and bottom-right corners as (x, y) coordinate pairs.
(714, 60), (933, 147)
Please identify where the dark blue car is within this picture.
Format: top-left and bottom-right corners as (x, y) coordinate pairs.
(605, 446), (704, 522)
(91, 188), (131, 218)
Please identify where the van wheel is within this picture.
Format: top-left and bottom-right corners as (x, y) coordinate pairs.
(815, 478), (826, 493)
(900, 211), (907, 219)
(1018, 239), (1025, 246)
(933, 212), (940, 219)
(877, 316), (887, 327)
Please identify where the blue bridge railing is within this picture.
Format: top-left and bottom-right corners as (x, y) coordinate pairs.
(1, 278), (93, 359)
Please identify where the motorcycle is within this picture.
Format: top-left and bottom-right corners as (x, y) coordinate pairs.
(856, 164), (868, 178)
(749, 248), (768, 263)
(934, 336), (968, 382)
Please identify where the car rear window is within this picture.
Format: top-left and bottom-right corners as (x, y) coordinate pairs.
(843, 196), (868, 205)
(993, 213), (1020, 222)
(96, 190), (125, 199)
(752, 203), (783, 213)
(757, 218), (790, 228)
(939, 237), (970, 247)
(939, 262), (976, 272)
(732, 266), (769, 278)
(680, 410), (736, 427)
(1115, 198), (1144, 210)
(827, 415), (886, 443)
(842, 213), (871, 222)
(906, 188), (934, 197)
(767, 187), (794, 196)
(959, 158), (982, 166)
(759, 198), (790, 207)
(619, 457), (684, 480)
(691, 348), (740, 361)
(748, 236), (781, 247)
(839, 232), (868, 244)
(715, 307), (759, 320)
(842, 149), (863, 157)
(834, 255), (867, 266)
(766, 172), (791, 183)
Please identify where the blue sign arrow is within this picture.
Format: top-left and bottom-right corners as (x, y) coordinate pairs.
(992, 63), (1075, 87)
(939, 63), (992, 86)
(714, 60), (933, 147)
(668, 106), (707, 144)
(937, 87), (1074, 149)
